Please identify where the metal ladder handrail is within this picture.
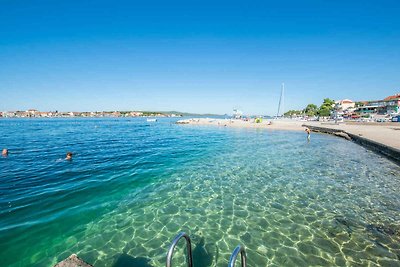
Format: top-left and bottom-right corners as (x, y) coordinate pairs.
(166, 232), (193, 267)
(228, 245), (247, 267)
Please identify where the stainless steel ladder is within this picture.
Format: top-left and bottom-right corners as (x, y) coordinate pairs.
(228, 245), (247, 267)
(166, 232), (193, 267)
(166, 232), (247, 267)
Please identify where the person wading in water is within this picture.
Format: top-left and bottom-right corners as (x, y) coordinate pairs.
(305, 128), (311, 142)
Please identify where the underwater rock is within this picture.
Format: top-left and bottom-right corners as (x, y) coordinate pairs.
(54, 254), (93, 267)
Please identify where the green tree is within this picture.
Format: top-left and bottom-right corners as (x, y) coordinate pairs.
(318, 108), (331, 117)
(304, 104), (318, 116)
(284, 110), (302, 117)
(318, 98), (335, 117)
(355, 101), (364, 107)
(320, 98), (335, 109)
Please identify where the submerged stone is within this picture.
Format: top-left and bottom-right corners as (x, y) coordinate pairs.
(54, 254), (93, 267)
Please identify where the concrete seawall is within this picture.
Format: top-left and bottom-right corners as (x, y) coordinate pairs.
(304, 124), (400, 164)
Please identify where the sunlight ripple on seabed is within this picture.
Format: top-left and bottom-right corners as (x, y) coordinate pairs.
(0, 119), (399, 267)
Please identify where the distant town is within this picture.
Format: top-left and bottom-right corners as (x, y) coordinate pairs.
(1, 93), (399, 120)
(0, 110), (186, 118)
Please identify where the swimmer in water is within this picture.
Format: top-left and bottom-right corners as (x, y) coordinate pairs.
(2, 148), (8, 157)
(65, 152), (73, 160)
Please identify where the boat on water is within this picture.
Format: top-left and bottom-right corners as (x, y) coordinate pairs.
(147, 118), (157, 122)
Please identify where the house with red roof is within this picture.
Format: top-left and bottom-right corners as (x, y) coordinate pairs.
(336, 99), (355, 111)
(356, 93), (400, 115)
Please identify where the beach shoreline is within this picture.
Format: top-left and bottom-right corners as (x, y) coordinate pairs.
(176, 118), (306, 131)
(177, 118), (400, 162)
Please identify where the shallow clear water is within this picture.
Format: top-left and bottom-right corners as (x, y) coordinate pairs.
(0, 118), (399, 267)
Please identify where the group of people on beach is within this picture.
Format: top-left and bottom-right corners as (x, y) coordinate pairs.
(2, 148), (73, 161)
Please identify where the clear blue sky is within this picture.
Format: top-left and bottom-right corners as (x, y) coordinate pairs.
(0, 0), (399, 115)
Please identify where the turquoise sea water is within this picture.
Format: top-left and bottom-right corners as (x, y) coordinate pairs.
(0, 118), (399, 267)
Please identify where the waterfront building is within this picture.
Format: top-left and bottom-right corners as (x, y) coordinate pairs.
(356, 93), (400, 115)
(4, 111), (17, 118)
(129, 112), (143, 116)
(336, 99), (355, 111)
(26, 109), (41, 117)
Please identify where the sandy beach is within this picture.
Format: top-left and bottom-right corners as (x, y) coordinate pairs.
(177, 118), (400, 150)
(304, 121), (400, 150)
(176, 118), (305, 131)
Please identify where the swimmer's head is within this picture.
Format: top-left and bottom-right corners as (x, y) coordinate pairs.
(2, 148), (8, 156)
(66, 152), (73, 160)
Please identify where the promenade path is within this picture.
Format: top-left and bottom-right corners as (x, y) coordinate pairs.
(305, 121), (400, 150)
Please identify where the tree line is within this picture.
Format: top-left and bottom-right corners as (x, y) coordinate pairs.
(284, 98), (336, 117)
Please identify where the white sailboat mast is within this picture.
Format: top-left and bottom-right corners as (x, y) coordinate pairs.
(276, 82), (284, 117)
